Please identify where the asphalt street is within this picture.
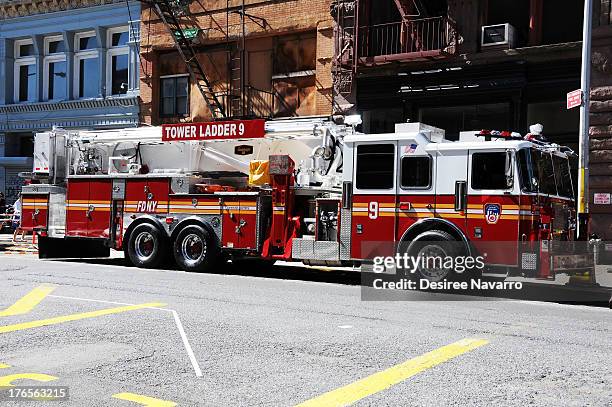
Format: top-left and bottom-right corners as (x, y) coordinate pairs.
(0, 253), (610, 407)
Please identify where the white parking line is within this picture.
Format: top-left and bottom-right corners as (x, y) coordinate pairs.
(49, 294), (203, 377)
(171, 309), (203, 377)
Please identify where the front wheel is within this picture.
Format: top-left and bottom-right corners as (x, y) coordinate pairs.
(404, 230), (466, 282)
(173, 225), (219, 272)
(126, 223), (167, 269)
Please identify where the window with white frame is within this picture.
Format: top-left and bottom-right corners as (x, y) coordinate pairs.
(106, 27), (129, 96)
(14, 39), (37, 103)
(74, 31), (99, 99)
(43, 35), (67, 101)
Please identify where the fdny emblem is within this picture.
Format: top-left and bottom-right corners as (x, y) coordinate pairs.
(484, 204), (501, 224)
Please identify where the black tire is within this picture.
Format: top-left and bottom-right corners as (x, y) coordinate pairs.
(173, 224), (219, 272)
(404, 230), (466, 282)
(126, 223), (168, 269)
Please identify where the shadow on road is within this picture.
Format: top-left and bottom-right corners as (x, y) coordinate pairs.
(49, 257), (611, 308)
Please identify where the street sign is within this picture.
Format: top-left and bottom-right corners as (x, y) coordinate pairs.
(594, 193), (611, 205)
(162, 119), (266, 142)
(174, 28), (199, 39)
(567, 89), (582, 109)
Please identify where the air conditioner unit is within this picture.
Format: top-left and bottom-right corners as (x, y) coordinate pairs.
(481, 23), (516, 49)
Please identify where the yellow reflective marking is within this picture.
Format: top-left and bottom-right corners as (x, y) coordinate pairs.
(351, 212), (396, 217)
(0, 285), (56, 317)
(437, 213), (464, 219)
(433, 203), (454, 209)
(0, 373), (57, 387)
(397, 212), (432, 218)
(170, 209), (220, 214)
(296, 338), (489, 407)
(0, 364), (10, 369)
(113, 392), (177, 407)
(0, 303), (165, 334)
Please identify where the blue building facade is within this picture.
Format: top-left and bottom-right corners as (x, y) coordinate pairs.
(0, 0), (140, 203)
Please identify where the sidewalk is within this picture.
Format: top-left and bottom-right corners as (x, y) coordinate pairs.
(0, 233), (38, 255)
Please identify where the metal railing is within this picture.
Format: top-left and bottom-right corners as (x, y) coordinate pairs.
(207, 87), (297, 119)
(358, 16), (457, 60)
(246, 86), (297, 118)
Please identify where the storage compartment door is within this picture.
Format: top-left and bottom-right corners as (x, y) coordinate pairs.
(32, 194), (49, 230)
(237, 199), (258, 250)
(87, 180), (112, 238)
(66, 180), (89, 237)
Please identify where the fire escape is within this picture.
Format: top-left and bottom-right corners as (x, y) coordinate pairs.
(145, 0), (278, 120)
(331, 0), (458, 100)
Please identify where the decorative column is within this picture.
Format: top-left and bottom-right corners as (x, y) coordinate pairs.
(95, 26), (107, 97)
(33, 34), (43, 102)
(127, 19), (141, 95)
(0, 39), (15, 104)
(62, 31), (75, 100)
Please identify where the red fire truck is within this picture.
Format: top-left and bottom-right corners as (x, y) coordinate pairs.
(19, 117), (592, 282)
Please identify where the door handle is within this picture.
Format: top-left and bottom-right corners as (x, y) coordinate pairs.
(235, 219), (246, 234)
(86, 205), (95, 219)
(454, 181), (467, 212)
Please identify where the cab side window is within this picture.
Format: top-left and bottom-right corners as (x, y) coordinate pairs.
(356, 144), (395, 190)
(401, 156), (431, 188)
(471, 152), (508, 189)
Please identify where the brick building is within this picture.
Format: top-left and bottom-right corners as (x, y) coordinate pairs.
(590, 1), (612, 240)
(139, 0), (335, 125)
(331, 0), (584, 143)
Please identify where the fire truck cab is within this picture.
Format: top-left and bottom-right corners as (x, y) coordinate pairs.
(20, 118), (590, 283)
(332, 122), (579, 281)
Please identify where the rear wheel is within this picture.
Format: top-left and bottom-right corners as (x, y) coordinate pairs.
(126, 223), (167, 269)
(173, 225), (219, 272)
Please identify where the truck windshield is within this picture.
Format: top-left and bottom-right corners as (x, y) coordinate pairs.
(517, 148), (573, 198)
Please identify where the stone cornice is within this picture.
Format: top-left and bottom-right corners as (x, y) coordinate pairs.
(0, 96), (139, 114)
(0, 0), (125, 20)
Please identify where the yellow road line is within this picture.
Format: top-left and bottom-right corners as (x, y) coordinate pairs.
(0, 285), (56, 317)
(0, 373), (58, 387)
(0, 303), (166, 334)
(296, 338), (489, 407)
(113, 392), (177, 407)
(0, 364), (9, 369)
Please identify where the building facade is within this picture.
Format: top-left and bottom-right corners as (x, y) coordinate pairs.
(331, 0), (612, 241)
(0, 0), (140, 203)
(589, 1), (612, 240)
(139, 0), (334, 125)
(332, 0), (584, 145)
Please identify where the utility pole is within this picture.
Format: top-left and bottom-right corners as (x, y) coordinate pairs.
(577, 0), (593, 240)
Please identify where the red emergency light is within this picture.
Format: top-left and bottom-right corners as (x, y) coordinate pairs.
(478, 130), (522, 140)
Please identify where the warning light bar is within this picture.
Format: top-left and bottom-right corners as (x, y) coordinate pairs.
(477, 130), (523, 140)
